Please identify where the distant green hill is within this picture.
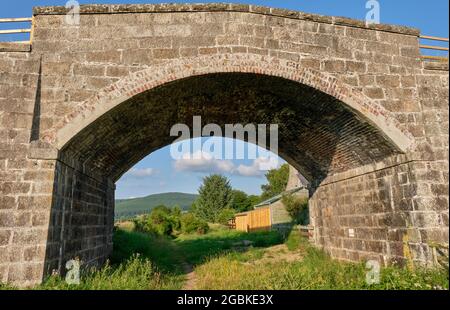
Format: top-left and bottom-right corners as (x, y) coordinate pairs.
(114, 192), (197, 220)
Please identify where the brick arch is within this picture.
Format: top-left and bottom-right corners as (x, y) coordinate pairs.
(48, 53), (413, 152)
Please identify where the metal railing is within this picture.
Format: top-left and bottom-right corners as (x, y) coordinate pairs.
(419, 35), (449, 62)
(0, 17), (33, 43)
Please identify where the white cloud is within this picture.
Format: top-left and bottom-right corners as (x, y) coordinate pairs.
(236, 156), (280, 177)
(124, 168), (157, 178)
(174, 151), (280, 177)
(174, 151), (234, 174)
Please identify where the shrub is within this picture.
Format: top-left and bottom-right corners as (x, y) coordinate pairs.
(281, 194), (308, 224)
(133, 205), (181, 236)
(133, 215), (158, 235)
(181, 213), (210, 234)
(217, 208), (236, 225)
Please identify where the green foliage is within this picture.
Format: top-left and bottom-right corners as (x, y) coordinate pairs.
(281, 194), (309, 224)
(38, 255), (165, 290)
(133, 205), (181, 236)
(194, 174), (234, 222)
(180, 213), (210, 235)
(36, 229), (185, 290)
(4, 227), (448, 291)
(217, 208), (236, 225)
(111, 229), (183, 274)
(260, 164), (289, 201)
(231, 190), (252, 212)
(248, 195), (262, 207)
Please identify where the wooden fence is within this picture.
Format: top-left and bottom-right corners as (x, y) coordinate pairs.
(0, 17), (33, 43)
(420, 35), (449, 62)
(234, 207), (271, 233)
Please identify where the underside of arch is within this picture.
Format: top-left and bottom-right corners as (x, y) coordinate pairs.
(51, 54), (413, 160)
(59, 72), (404, 183)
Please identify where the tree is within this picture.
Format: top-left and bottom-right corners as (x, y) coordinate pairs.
(194, 174), (234, 222)
(260, 163), (290, 200)
(248, 195), (261, 207)
(231, 190), (252, 212)
(281, 194), (309, 225)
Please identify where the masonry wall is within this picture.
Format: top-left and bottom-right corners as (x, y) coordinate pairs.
(0, 51), (55, 285)
(43, 161), (114, 276)
(309, 160), (446, 266)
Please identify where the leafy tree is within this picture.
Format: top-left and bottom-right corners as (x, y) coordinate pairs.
(231, 190), (252, 212)
(194, 174), (234, 222)
(172, 205), (182, 217)
(248, 195), (261, 207)
(281, 194), (309, 225)
(260, 164), (289, 201)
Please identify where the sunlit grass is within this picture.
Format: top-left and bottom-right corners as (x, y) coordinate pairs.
(2, 227), (447, 290)
(194, 230), (449, 290)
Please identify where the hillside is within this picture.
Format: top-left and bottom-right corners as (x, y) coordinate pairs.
(115, 192), (198, 220)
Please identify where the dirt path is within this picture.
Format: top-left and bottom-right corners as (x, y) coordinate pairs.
(182, 262), (196, 290)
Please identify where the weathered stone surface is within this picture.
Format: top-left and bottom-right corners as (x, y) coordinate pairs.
(0, 3), (448, 286)
(0, 43), (31, 52)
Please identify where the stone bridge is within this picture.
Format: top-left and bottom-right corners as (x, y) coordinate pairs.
(0, 4), (448, 286)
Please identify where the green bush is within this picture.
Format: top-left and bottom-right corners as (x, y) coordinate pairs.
(217, 208), (236, 225)
(281, 194), (308, 225)
(133, 205), (181, 236)
(181, 213), (210, 234)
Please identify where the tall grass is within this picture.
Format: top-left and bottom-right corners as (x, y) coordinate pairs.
(35, 229), (184, 290)
(2, 227), (447, 290)
(37, 255), (175, 290)
(195, 230), (449, 290)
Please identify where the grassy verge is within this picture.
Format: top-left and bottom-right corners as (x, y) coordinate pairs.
(175, 227), (283, 265)
(2, 226), (447, 290)
(194, 230), (449, 290)
(36, 229), (184, 290)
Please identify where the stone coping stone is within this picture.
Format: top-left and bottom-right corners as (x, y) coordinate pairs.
(32, 3), (420, 36)
(423, 61), (449, 71)
(0, 42), (31, 52)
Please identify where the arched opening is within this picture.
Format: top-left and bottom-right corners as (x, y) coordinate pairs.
(43, 72), (405, 275)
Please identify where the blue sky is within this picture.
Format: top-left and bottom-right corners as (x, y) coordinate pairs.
(116, 137), (284, 198)
(1, 1), (448, 198)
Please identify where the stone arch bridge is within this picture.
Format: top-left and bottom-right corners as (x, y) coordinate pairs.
(0, 4), (448, 286)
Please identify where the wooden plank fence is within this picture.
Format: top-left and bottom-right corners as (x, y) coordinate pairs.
(419, 35), (449, 62)
(0, 17), (33, 43)
(234, 207), (271, 233)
